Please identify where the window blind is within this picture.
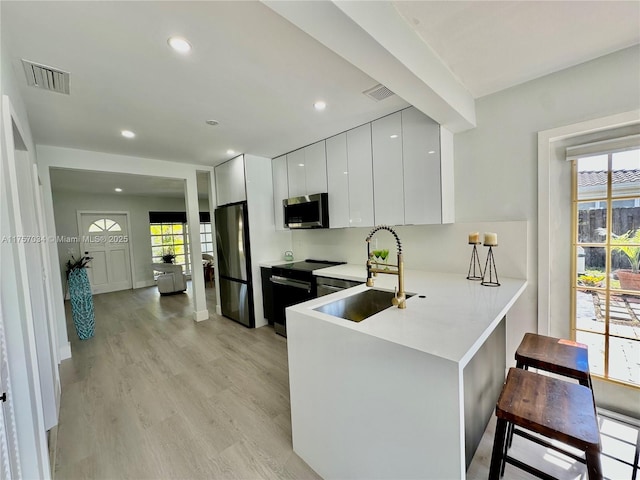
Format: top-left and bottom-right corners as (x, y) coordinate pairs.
(565, 133), (640, 161)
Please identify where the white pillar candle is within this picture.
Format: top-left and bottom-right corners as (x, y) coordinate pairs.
(468, 232), (480, 244)
(484, 232), (498, 246)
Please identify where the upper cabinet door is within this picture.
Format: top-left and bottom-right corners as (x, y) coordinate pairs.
(272, 155), (289, 231)
(347, 124), (374, 228)
(304, 140), (327, 194)
(287, 149), (306, 197)
(215, 155), (246, 206)
(372, 112), (404, 226)
(326, 133), (349, 229)
(402, 107), (442, 225)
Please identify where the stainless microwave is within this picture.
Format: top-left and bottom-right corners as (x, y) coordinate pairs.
(283, 193), (329, 229)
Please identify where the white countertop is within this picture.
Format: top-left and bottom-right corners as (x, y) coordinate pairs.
(288, 266), (527, 366)
(258, 259), (296, 268)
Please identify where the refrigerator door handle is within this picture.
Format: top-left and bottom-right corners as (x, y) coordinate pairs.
(270, 275), (311, 292)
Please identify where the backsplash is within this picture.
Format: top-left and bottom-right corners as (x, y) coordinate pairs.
(291, 221), (529, 280)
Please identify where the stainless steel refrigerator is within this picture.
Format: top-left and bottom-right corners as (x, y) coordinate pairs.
(214, 201), (255, 328)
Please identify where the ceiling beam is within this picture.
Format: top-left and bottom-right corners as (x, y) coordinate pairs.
(263, 0), (476, 132)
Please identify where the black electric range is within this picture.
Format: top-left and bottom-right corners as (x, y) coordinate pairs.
(270, 259), (344, 336)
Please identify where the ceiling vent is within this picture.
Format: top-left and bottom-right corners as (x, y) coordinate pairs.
(21, 59), (70, 94)
(363, 84), (394, 102)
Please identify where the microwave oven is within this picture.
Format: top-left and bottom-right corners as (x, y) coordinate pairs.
(283, 193), (329, 229)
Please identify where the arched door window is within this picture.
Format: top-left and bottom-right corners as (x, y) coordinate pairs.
(88, 218), (122, 233)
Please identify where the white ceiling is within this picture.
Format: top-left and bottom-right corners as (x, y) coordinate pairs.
(393, 1), (640, 98)
(2, 1), (639, 196)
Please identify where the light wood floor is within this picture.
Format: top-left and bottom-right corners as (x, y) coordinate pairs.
(55, 285), (635, 479)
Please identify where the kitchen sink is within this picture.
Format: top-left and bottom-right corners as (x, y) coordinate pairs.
(314, 288), (414, 322)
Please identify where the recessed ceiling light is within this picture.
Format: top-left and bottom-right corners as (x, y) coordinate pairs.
(313, 101), (327, 111)
(114, 187), (123, 192)
(428, 150), (435, 154)
(390, 134), (399, 139)
(227, 149), (235, 155)
(298, 163), (305, 167)
(205, 120), (219, 126)
(121, 130), (135, 138)
(168, 36), (192, 54)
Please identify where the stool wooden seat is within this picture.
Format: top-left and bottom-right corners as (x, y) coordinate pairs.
(489, 368), (602, 480)
(515, 332), (591, 388)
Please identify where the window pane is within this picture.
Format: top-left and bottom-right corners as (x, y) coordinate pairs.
(611, 148), (640, 198)
(611, 250), (640, 293)
(577, 202), (607, 243)
(578, 246), (606, 278)
(611, 199), (640, 237)
(151, 236), (163, 246)
(575, 331), (605, 377)
(173, 245), (185, 255)
(162, 225), (172, 235)
(576, 289), (605, 334)
(577, 155), (608, 200)
(152, 246), (164, 257)
(175, 255), (185, 265)
(609, 292), (640, 339)
(171, 235), (184, 246)
(172, 224), (184, 235)
(200, 233), (207, 243)
(608, 337), (640, 384)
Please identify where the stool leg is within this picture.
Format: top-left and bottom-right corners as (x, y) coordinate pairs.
(585, 449), (603, 480)
(489, 417), (508, 480)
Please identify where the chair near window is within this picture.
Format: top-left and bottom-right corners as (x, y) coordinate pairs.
(153, 263), (187, 295)
(202, 254), (215, 287)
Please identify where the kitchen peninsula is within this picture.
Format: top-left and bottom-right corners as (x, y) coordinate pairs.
(286, 266), (527, 479)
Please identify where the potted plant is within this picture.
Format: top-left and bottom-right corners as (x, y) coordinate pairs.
(611, 229), (640, 291)
(161, 248), (176, 264)
(66, 254), (95, 340)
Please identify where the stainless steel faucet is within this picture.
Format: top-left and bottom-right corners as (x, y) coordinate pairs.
(365, 225), (406, 309)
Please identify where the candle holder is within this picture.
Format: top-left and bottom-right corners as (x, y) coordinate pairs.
(481, 244), (500, 287)
(466, 242), (483, 280)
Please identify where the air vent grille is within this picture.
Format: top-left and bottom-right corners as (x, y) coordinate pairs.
(363, 84), (394, 102)
(21, 59), (70, 94)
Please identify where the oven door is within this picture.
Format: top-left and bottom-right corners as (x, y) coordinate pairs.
(270, 275), (313, 337)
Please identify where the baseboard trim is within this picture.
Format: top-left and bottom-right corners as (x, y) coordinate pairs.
(134, 279), (157, 289)
(193, 309), (209, 322)
(59, 342), (71, 361)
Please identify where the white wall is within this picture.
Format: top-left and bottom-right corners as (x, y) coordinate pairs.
(291, 46), (640, 417)
(0, 36), (53, 479)
(244, 154), (293, 327)
(51, 190), (209, 289)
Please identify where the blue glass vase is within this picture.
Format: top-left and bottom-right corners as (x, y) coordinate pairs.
(68, 268), (95, 340)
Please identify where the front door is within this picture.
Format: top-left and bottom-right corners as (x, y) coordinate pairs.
(78, 212), (133, 294)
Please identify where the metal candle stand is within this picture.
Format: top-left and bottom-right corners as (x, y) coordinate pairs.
(481, 245), (500, 287)
(466, 242), (483, 280)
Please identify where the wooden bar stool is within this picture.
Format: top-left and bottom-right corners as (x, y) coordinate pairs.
(506, 333), (595, 467)
(515, 332), (592, 388)
(489, 368), (602, 480)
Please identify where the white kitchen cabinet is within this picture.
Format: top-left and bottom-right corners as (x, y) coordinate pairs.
(304, 140), (327, 194)
(215, 154), (246, 206)
(372, 112), (404, 225)
(272, 155), (288, 231)
(326, 133), (349, 228)
(402, 107), (442, 224)
(286, 141), (327, 198)
(346, 124), (374, 228)
(286, 148), (306, 198)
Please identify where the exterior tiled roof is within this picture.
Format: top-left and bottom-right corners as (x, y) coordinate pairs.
(578, 169), (640, 187)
